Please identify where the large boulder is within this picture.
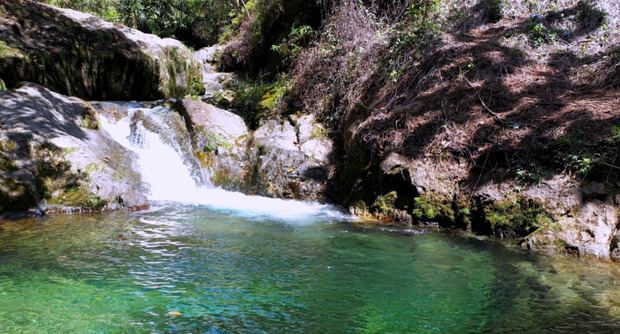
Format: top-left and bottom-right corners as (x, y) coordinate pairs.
(0, 82), (148, 214)
(172, 99), (334, 201)
(253, 115), (333, 201)
(171, 99), (253, 191)
(0, 0), (203, 100)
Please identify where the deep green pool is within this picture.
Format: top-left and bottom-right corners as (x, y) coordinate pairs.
(1, 204), (619, 333)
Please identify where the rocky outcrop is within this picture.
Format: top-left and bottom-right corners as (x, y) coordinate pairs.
(0, 0), (203, 100)
(170, 99), (252, 191)
(0, 82), (148, 214)
(341, 118), (620, 260)
(172, 99), (333, 201)
(193, 46), (235, 105)
(253, 115), (332, 201)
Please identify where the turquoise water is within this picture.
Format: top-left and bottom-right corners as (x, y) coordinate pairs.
(1, 204), (619, 333)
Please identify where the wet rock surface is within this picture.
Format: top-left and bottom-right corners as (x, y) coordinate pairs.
(171, 98), (251, 191)
(0, 83), (147, 214)
(172, 99), (333, 201)
(0, 0), (203, 100)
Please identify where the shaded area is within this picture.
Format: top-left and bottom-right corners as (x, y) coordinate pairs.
(333, 0), (619, 198)
(0, 0), (167, 100)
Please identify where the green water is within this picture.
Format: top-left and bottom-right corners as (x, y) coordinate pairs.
(1, 204), (619, 333)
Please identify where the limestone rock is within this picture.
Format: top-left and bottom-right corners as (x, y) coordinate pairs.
(253, 115), (333, 201)
(171, 99), (252, 191)
(0, 83), (147, 213)
(0, 0), (203, 100)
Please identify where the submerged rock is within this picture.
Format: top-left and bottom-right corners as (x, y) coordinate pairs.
(0, 0), (203, 100)
(0, 83), (147, 214)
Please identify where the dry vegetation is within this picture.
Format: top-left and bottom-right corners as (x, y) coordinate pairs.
(272, 0), (620, 201)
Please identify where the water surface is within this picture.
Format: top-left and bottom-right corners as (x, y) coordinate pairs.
(1, 204), (619, 333)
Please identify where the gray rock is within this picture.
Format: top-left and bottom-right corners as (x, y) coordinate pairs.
(194, 46), (235, 104)
(0, 1), (203, 100)
(172, 102), (335, 201)
(253, 116), (333, 201)
(0, 83), (148, 213)
(171, 99), (252, 191)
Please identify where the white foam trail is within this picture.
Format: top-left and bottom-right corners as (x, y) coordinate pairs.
(100, 108), (348, 223)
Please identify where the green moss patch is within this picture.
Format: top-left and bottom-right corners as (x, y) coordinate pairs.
(81, 103), (100, 130)
(48, 185), (107, 209)
(473, 197), (553, 239)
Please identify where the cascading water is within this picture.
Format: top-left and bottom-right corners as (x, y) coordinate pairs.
(99, 104), (347, 223)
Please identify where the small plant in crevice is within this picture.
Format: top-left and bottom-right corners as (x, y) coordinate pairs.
(513, 163), (544, 185)
(271, 25), (316, 68)
(548, 129), (620, 182)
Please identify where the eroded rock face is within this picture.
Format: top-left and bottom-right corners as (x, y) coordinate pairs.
(193, 46), (235, 106)
(172, 99), (333, 201)
(252, 116), (333, 201)
(171, 99), (253, 191)
(340, 113), (620, 260)
(0, 0), (203, 100)
(0, 83), (147, 214)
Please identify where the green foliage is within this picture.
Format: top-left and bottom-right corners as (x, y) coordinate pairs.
(48, 0), (122, 23)
(271, 25), (316, 66)
(406, 0), (440, 23)
(372, 191), (398, 213)
(526, 21), (558, 46)
(80, 104), (100, 130)
(513, 163), (544, 185)
(202, 133), (232, 152)
(480, 198), (552, 239)
(611, 126), (620, 142)
(412, 196), (455, 222)
(0, 78), (5, 91)
(548, 130), (618, 179)
(230, 75), (290, 127)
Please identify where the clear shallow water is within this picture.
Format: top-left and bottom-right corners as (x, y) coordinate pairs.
(1, 205), (620, 333)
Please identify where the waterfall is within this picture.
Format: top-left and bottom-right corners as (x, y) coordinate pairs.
(99, 104), (347, 222)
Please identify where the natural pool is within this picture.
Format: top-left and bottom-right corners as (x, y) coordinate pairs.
(1, 203), (619, 333)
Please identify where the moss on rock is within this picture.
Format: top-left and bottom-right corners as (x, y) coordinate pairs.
(80, 103), (100, 130)
(473, 197), (553, 239)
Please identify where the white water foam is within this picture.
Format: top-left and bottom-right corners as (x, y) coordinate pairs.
(100, 107), (348, 223)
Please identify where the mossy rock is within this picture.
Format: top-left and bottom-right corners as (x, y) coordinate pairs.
(80, 103), (100, 130)
(48, 185), (107, 209)
(258, 83), (288, 111)
(473, 197), (552, 239)
(368, 191), (412, 225)
(0, 2), (203, 100)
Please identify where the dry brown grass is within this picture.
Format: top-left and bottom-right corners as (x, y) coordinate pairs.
(284, 0), (620, 197)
